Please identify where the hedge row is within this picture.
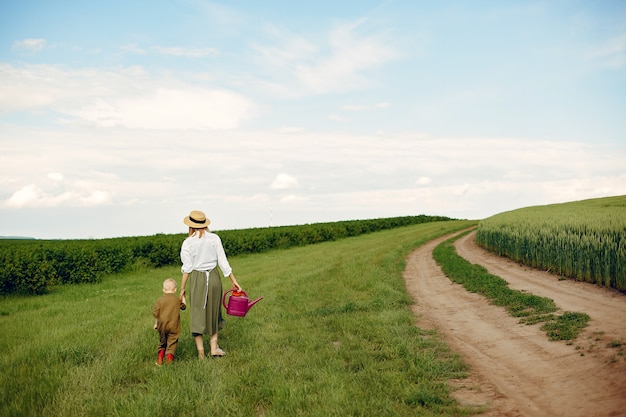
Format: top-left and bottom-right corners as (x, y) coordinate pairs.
(0, 215), (453, 295)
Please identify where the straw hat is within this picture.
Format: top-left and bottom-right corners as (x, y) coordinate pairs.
(184, 210), (211, 228)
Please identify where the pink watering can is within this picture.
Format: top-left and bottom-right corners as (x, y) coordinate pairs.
(222, 289), (263, 317)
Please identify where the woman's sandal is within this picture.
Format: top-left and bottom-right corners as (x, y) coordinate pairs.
(211, 348), (226, 358)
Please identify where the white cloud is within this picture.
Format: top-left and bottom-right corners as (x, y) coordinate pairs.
(254, 18), (400, 96)
(0, 63), (256, 130)
(329, 113), (348, 122)
(295, 19), (399, 93)
(280, 194), (309, 203)
(270, 173), (300, 189)
(342, 102), (390, 111)
(221, 194), (269, 204)
(152, 46), (220, 58)
(47, 172), (64, 182)
(278, 126), (306, 134)
(1, 126), (625, 235)
(591, 34), (626, 68)
(5, 184), (41, 207)
(122, 44), (220, 58)
(5, 184), (112, 208)
(121, 43), (147, 55)
(12, 38), (47, 53)
(81, 190), (111, 206)
(71, 88), (254, 130)
(0, 64), (59, 111)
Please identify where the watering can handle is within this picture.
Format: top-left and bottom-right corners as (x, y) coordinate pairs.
(222, 288), (248, 309)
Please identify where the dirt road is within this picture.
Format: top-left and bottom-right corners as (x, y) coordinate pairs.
(403, 230), (626, 417)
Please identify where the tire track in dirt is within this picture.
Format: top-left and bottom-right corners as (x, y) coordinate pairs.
(403, 230), (626, 417)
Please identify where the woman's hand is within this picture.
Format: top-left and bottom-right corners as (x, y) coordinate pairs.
(179, 289), (185, 301)
(229, 273), (243, 292)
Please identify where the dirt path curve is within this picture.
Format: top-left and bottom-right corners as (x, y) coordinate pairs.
(403, 229), (626, 417)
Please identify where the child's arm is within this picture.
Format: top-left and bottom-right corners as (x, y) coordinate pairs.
(153, 300), (160, 329)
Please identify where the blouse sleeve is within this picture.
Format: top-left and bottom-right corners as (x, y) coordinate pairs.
(180, 238), (193, 273)
(214, 234), (233, 277)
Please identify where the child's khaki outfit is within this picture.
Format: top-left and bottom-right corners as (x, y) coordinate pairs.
(153, 293), (186, 364)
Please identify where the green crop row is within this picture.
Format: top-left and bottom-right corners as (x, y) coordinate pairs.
(475, 195), (626, 291)
(0, 215), (453, 295)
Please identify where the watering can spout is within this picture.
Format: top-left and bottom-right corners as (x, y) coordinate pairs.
(248, 296), (264, 310)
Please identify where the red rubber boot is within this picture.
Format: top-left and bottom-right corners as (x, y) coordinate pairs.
(156, 349), (165, 366)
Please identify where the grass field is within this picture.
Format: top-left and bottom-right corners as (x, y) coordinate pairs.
(0, 220), (477, 417)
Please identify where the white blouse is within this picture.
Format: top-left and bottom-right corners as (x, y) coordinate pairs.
(180, 232), (233, 277)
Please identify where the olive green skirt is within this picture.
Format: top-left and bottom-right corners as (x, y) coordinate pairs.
(187, 269), (224, 336)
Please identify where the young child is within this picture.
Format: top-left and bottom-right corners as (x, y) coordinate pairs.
(153, 278), (186, 365)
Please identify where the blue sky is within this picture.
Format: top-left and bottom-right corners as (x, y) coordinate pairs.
(1, 0), (625, 239)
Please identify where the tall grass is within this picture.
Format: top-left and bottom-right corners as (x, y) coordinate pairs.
(0, 220), (477, 417)
(476, 195), (626, 290)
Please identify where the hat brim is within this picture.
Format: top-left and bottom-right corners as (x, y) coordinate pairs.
(184, 216), (210, 228)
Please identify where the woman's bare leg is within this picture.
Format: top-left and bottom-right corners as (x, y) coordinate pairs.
(210, 333), (225, 356)
(195, 335), (205, 359)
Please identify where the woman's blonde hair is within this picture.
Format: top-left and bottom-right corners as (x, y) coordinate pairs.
(188, 226), (209, 237)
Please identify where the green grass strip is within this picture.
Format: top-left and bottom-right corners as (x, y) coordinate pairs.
(433, 231), (589, 342)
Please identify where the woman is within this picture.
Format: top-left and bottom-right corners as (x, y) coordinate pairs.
(179, 210), (242, 358)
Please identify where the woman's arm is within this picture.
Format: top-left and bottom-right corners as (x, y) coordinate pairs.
(180, 272), (189, 300)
